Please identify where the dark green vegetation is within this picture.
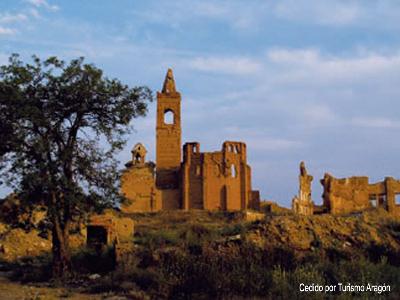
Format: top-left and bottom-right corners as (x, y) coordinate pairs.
(0, 54), (152, 277)
(117, 210), (400, 299)
(2, 210), (400, 299)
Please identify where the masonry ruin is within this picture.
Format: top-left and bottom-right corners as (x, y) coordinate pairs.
(121, 69), (260, 212)
(292, 161), (314, 215)
(321, 173), (400, 216)
(291, 161), (400, 216)
(120, 69), (399, 216)
(87, 212), (134, 248)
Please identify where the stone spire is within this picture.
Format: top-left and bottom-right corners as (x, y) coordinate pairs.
(292, 161), (314, 215)
(300, 161), (307, 176)
(162, 68), (176, 94)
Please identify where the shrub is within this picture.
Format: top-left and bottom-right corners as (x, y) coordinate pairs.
(72, 246), (116, 274)
(136, 229), (180, 250)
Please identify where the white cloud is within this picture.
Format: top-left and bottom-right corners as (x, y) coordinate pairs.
(351, 117), (400, 129)
(131, 0), (267, 31)
(272, 0), (400, 29)
(265, 48), (400, 86)
(302, 104), (337, 124)
(216, 126), (303, 151)
(0, 13), (28, 24)
(274, 0), (362, 26)
(267, 48), (320, 65)
(26, 0), (59, 11)
(0, 26), (16, 35)
(29, 8), (41, 19)
(247, 137), (303, 151)
(130, 0), (400, 31)
(187, 56), (261, 75)
(191, 1), (260, 29)
(2, 0), (399, 205)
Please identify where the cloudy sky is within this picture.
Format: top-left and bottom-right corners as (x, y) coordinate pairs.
(1, 0), (400, 206)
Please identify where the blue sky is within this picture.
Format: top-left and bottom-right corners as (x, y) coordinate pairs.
(1, 0), (400, 206)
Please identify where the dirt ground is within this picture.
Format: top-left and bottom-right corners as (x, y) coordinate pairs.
(0, 272), (133, 300)
(0, 274), (93, 300)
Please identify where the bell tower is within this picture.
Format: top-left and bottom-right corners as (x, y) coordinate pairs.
(156, 68), (181, 188)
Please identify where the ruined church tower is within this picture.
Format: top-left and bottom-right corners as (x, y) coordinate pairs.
(156, 69), (181, 199)
(121, 69), (260, 212)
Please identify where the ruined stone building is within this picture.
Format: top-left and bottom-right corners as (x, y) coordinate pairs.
(292, 161), (314, 215)
(291, 161), (400, 216)
(321, 174), (400, 216)
(121, 69), (260, 212)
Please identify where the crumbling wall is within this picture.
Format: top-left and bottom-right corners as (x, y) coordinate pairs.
(249, 190), (261, 211)
(160, 188), (181, 210)
(321, 174), (370, 214)
(182, 141), (260, 211)
(320, 174), (400, 215)
(292, 161), (314, 215)
(372, 177), (400, 216)
(120, 69), (260, 212)
(87, 211), (134, 247)
(86, 211), (134, 267)
(121, 162), (160, 213)
(182, 142), (203, 209)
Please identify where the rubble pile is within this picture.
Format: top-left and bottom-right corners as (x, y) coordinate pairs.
(0, 226), (51, 261)
(246, 208), (400, 256)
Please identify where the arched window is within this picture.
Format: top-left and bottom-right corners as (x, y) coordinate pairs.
(231, 164), (237, 178)
(164, 109), (174, 124)
(195, 165), (201, 176)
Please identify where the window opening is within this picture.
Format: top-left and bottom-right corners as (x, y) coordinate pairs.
(395, 194), (400, 205)
(231, 164), (237, 178)
(369, 195), (377, 208)
(164, 110), (174, 124)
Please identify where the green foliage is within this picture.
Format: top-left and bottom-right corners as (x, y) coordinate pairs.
(0, 53), (152, 274)
(153, 244), (400, 299)
(219, 222), (247, 236)
(366, 242), (400, 266)
(0, 53), (152, 211)
(1, 255), (52, 283)
(72, 246), (116, 274)
(135, 229), (181, 250)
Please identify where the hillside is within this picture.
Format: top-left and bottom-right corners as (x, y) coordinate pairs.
(0, 209), (399, 299)
(130, 209), (400, 262)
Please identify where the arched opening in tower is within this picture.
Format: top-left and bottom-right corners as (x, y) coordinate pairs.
(164, 109), (174, 124)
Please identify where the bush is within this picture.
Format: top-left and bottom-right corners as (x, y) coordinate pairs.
(135, 229), (180, 250)
(219, 223), (247, 236)
(72, 246), (116, 274)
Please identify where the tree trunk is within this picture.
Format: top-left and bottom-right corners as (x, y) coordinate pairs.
(52, 217), (72, 278)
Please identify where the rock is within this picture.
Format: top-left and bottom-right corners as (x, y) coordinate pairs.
(0, 222), (8, 235)
(30, 209), (47, 227)
(0, 228), (51, 261)
(88, 273), (101, 280)
(343, 241), (352, 248)
(243, 211), (265, 222)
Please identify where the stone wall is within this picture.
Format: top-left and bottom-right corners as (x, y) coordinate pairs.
(120, 69), (260, 212)
(182, 141), (260, 211)
(321, 174), (400, 215)
(121, 162), (160, 213)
